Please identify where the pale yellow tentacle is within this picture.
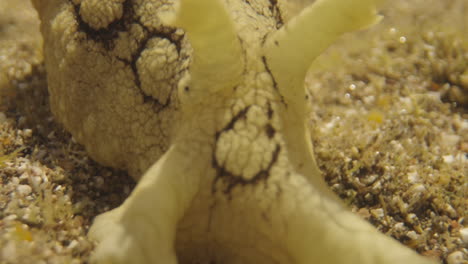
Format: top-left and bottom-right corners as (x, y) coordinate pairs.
(265, 0), (382, 91)
(263, 0), (382, 193)
(166, 0), (244, 93)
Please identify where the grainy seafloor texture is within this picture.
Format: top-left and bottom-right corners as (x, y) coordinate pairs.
(0, 0), (466, 264)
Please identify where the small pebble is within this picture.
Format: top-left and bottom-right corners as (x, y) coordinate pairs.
(371, 208), (385, 219)
(19, 172), (29, 180)
(406, 230), (420, 240)
(444, 204), (457, 218)
(407, 171), (419, 183)
(406, 213), (417, 224)
(460, 70), (468, 88)
(410, 183), (426, 194)
(67, 240), (79, 250)
(446, 251), (464, 264)
(30, 176), (42, 189)
(4, 215), (17, 222)
(11, 177), (20, 185)
(47, 131), (56, 139)
(394, 222), (405, 232)
(31, 166), (44, 177)
(17, 116), (27, 127)
(23, 129), (33, 138)
(443, 155), (454, 164)
(17, 185), (32, 196)
(357, 208), (371, 219)
(0, 112), (7, 123)
(17, 162), (29, 174)
(440, 133), (460, 148)
(94, 176), (104, 187)
(460, 228), (468, 245)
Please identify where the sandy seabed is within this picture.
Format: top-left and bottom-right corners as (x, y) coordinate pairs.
(0, 0), (467, 263)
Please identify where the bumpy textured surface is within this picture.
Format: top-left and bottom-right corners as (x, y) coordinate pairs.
(33, 0), (192, 177)
(33, 0), (439, 263)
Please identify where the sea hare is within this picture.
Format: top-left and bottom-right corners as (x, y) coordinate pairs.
(32, 0), (437, 263)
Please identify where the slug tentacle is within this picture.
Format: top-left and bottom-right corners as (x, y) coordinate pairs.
(262, 0), (382, 193)
(168, 0), (244, 94)
(265, 0), (382, 93)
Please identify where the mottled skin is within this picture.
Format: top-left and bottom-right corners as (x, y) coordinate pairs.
(32, 0), (437, 263)
(33, 0), (188, 177)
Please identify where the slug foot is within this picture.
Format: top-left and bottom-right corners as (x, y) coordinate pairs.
(89, 207), (178, 264)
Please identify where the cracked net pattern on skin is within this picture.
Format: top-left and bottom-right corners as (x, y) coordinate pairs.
(40, 0), (190, 177)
